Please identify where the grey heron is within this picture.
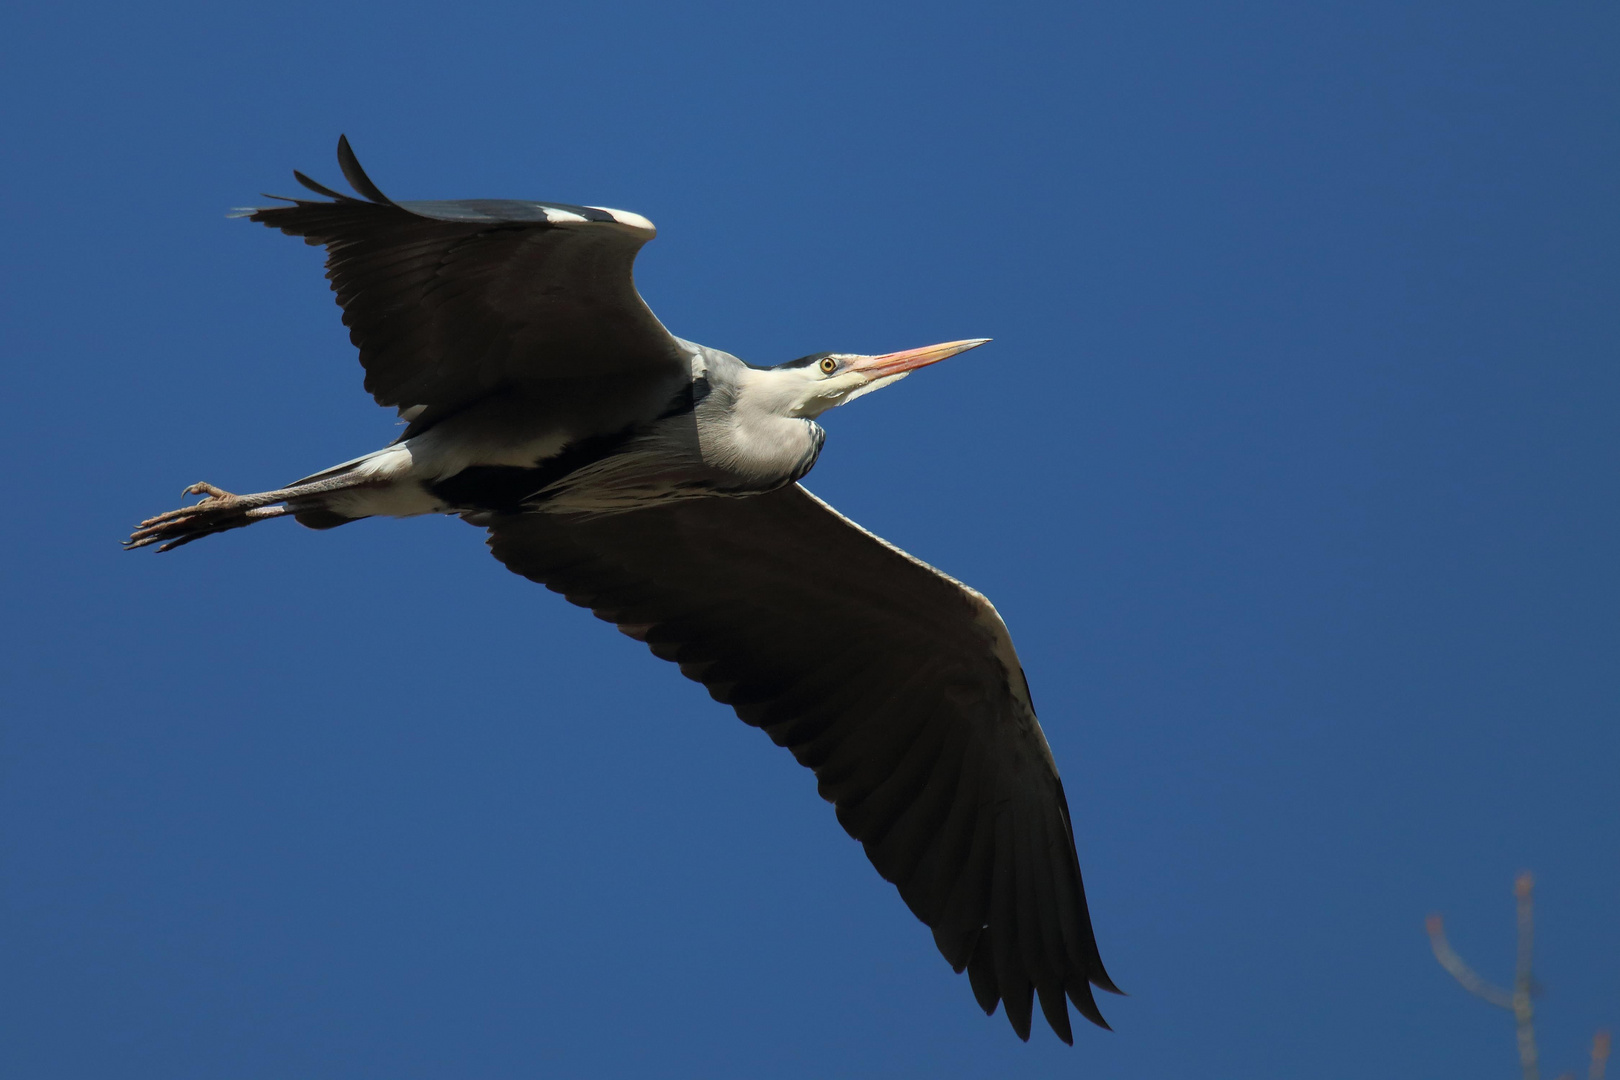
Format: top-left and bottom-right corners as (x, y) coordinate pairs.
(127, 137), (1121, 1043)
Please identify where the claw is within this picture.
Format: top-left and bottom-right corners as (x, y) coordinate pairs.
(135, 482), (241, 532)
(181, 482), (236, 500)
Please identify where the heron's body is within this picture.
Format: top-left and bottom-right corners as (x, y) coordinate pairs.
(304, 341), (828, 525)
(128, 138), (1121, 1045)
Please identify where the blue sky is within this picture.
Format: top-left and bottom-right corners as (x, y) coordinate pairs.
(3, 1), (1616, 1076)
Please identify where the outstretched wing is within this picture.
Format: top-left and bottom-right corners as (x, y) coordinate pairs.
(482, 485), (1120, 1043)
(242, 136), (688, 427)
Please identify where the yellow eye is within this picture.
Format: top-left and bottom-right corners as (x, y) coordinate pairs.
(819, 357), (838, 375)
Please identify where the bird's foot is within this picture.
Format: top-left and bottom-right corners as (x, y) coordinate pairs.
(125, 483), (282, 552)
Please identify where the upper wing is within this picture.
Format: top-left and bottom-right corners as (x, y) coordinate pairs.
(242, 136), (689, 425)
(482, 485), (1120, 1043)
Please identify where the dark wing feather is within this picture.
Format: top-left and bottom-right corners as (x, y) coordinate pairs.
(482, 484), (1120, 1041)
(243, 136), (687, 424)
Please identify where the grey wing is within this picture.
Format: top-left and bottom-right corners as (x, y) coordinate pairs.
(482, 484), (1120, 1043)
(243, 136), (689, 428)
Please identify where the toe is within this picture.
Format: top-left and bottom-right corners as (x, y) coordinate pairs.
(181, 482), (235, 500)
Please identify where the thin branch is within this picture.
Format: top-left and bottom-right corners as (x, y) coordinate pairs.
(1426, 913), (1514, 1009)
(1430, 876), (1610, 1080)
(1514, 872), (1541, 1080)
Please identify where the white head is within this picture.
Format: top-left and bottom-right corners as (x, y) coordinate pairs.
(744, 338), (991, 420)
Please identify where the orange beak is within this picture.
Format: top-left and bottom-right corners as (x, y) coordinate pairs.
(847, 338), (991, 378)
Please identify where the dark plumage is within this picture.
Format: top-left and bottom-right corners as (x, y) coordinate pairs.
(481, 484), (1120, 1041)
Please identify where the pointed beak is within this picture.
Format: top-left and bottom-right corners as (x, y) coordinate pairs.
(848, 338), (990, 379)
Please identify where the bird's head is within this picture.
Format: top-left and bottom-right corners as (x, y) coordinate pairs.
(760, 338), (991, 419)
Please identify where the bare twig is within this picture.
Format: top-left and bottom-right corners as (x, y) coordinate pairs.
(1425, 874), (1541, 1080)
(1430, 876), (1611, 1080)
(1426, 913), (1514, 1009)
(1515, 873), (1541, 1080)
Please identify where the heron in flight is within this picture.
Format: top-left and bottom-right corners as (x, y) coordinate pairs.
(127, 137), (1120, 1043)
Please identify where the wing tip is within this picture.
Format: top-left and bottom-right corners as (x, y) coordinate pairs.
(1067, 975), (1114, 1032)
(335, 134), (396, 205)
(252, 136), (396, 211)
(1038, 983), (1075, 1044)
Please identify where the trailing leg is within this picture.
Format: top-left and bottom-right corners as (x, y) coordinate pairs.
(125, 474), (373, 552)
